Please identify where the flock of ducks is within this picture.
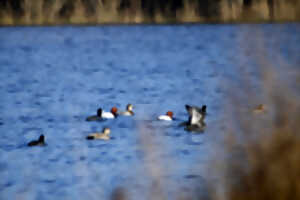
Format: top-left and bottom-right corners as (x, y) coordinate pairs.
(27, 103), (266, 146)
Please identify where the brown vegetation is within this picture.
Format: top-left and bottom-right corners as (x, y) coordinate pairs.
(210, 28), (300, 200)
(0, 0), (300, 25)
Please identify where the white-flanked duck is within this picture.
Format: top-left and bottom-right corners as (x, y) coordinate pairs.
(119, 104), (134, 116)
(86, 127), (111, 140)
(158, 111), (174, 121)
(28, 134), (46, 146)
(86, 107), (118, 121)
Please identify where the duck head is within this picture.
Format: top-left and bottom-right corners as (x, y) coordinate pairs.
(201, 105), (207, 113)
(38, 134), (45, 143)
(97, 108), (103, 117)
(111, 107), (118, 116)
(126, 104), (133, 112)
(166, 111), (173, 119)
(103, 127), (111, 135)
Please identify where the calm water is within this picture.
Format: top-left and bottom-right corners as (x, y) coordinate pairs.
(0, 24), (299, 200)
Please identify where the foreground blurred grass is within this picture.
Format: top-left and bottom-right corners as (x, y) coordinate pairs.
(0, 0), (300, 25)
(208, 28), (300, 200)
(213, 87), (300, 200)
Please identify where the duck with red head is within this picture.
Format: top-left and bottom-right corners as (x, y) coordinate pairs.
(86, 107), (118, 121)
(158, 111), (174, 121)
(110, 107), (118, 117)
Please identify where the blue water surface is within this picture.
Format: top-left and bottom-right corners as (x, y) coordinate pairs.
(0, 24), (299, 200)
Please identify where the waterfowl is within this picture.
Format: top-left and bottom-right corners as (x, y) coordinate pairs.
(86, 127), (111, 140)
(253, 104), (266, 114)
(86, 107), (118, 121)
(28, 134), (46, 146)
(119, 104), (134, 116)
(183, 105), (207, 132)
(102, 107), (118, 118)
(158, 111), (173, 121)
(185, 105), (206, 125)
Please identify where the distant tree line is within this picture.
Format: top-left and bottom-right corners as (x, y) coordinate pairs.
(0, 0), (220, 18)
(0, 0), (299, 25)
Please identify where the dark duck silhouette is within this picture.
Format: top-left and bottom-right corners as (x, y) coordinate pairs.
(27, 134), (46, 146)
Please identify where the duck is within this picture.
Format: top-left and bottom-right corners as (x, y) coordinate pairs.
(28, 134), (46, 146)
(185, 104), (206, 125)
(86, 107), (118, 121)
(253, 104), (266, 114)
(158, 111), (174, 121)
(183, 105), (207, 132)
(86, 127), (111, 140)
(119, 104), (134, 116)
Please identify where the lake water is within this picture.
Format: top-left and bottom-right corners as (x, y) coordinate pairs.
(0, 24), (299, 200)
